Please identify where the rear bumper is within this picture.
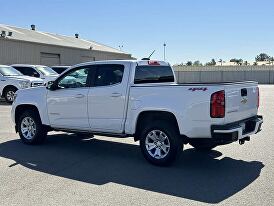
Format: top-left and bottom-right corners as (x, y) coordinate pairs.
(211, 115), (263, 144)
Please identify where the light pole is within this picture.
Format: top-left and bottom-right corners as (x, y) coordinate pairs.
(118, 45), (123, 51)
(163, 43), (166, 61)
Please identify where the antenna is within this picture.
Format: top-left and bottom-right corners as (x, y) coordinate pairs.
(148, 50), (156, 59)
(142, 50), (156, 60)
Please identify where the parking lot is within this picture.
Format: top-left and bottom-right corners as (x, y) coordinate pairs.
(0, 85), (273, 206)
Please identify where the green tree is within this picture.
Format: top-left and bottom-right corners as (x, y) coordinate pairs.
(218, 59), (223, 66)
(205, 59), (216, 66)
(186, 61), (193, 66)
(193, 60), (202, 66)
(230, 58), (243, 65)
(255, 53), (270, 62)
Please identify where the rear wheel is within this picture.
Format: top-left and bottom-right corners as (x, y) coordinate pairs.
(4, 87), (17, 103)
(18, 111), (47, 144)
(140, 121), (182, 166)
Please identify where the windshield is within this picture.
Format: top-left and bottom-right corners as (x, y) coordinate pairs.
(35, 66), (58, 76)
(0, 66), (23, 76)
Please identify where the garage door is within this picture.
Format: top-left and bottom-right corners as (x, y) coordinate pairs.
(40, 53), (60, 66)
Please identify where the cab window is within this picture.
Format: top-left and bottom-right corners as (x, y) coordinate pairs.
(58, 68), (89, 89)
(94, 64), (124, 87)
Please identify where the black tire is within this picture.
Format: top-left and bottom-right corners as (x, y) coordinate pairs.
(18, 110), (47, 145)
(4, 87), (17, 103)
(139, 121), (182, 166)
(190, 143), (216, 151)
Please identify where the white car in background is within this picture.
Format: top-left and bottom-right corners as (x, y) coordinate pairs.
(0, 65), (44, 103)
(11, 64), (59, 83)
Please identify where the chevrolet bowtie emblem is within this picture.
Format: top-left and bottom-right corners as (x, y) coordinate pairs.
(241, 98), (248, 104)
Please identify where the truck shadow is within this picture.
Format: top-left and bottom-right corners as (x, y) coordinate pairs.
(0, 134), (264, 204)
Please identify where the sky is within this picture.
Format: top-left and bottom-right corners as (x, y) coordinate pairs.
(1, 0), (274, 64)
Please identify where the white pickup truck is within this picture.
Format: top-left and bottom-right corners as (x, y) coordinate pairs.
(11, 60), (263, 166)
(0, 65), (44, 103)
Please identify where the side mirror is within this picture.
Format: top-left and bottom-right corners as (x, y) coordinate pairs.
(46, 81), (57, 91)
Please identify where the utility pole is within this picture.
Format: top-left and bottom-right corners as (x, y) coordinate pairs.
(163, 43), (166, 61)
(118, 45), (123, 51)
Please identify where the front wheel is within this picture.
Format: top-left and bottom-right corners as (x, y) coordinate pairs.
(140, 122), (181, 166)
(4, 87), (17, 103)
(18, 111), (48, 144)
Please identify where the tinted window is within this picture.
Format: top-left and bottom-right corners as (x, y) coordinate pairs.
(13, 67), (39, 77)
(58, 67), (90, 89)
(95, 65), (124, 87)
(134, 66), (174, 84)
(51, 67), (69, 74)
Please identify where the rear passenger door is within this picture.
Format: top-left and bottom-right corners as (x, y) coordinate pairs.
(88, 63), (130, 133)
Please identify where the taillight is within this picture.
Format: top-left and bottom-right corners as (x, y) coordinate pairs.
(211, 90), (225, 118)
(257, 87), (260, 108)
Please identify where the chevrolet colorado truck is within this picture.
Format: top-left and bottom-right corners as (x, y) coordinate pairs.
(0, 65), (44, 103)
(11, 60), (263, 166)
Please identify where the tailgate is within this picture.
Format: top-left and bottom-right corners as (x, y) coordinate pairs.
(224, 82), (259, 124)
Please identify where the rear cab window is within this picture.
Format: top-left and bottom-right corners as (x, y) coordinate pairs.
(134, 63), (175, 84)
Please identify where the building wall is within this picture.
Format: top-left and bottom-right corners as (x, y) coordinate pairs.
(174, 65), (274, 84)
(0, 38), (133, 66)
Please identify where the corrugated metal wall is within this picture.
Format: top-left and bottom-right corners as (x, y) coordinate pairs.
(0, 39), (132, 66)
(174, 66), (274, 84)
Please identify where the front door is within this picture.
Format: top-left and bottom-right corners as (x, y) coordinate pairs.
(47, 66), (93, 130)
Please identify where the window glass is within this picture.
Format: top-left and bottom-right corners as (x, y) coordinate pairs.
(134, 66), (174, 84)
(58, 68), (89, 89)
(35, 66), (58, 76)
(95, 65), (124, 87)
(51, 66), (69, 74)
(0, 66), (23, 76)
(13, 67), (39, 77)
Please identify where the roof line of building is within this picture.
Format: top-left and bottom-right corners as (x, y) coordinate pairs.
(0, 23), (130, 55)
(0, 37), (132, 56)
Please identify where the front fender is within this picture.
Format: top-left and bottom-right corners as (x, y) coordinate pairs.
(12, 87), (50, 125)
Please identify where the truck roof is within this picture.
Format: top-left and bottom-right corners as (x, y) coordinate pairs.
(73, 60), (170, 68)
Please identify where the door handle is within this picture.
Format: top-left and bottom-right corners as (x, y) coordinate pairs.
(1, 80), (6, 82)
(74, 94), (85, 99)
(111, 92), (122, 97)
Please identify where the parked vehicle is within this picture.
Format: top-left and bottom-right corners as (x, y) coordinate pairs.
(11, 64), (59, 83)
(11, 60), (263, 166)
(51, 66), (70, 74)
(0, 65), (44, 103)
